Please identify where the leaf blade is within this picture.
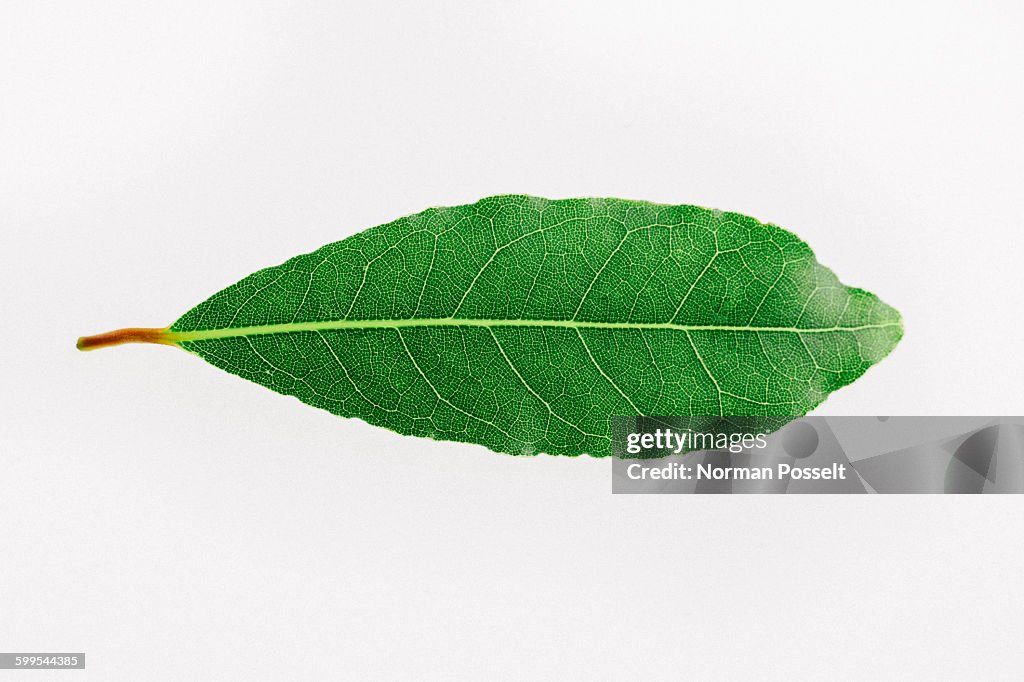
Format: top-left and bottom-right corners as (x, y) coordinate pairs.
(160, 195), (902, 456)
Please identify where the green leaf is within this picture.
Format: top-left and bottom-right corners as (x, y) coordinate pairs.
(78, 195), (903, 457)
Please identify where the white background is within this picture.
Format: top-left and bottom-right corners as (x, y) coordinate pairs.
(3, 1), (1023, 679)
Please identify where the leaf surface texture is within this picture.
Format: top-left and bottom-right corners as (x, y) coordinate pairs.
(169, 195), (902, 456)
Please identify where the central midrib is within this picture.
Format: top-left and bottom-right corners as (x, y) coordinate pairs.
(168, 317), (901, 343)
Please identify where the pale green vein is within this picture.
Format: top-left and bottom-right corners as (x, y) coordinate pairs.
(684, 330), (724, 416)
(574, 328), (643, 416)
(171, 317), (900, 343)
(486, 327), (606, 440)
(395, 328), (518, 442)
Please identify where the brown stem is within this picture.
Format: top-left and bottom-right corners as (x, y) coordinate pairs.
(76, 327), (176, 351)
